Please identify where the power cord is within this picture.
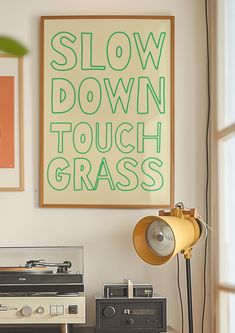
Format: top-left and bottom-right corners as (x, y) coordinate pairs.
(202, 0), (211, 331)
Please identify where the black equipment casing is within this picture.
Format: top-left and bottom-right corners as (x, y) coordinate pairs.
(0, 273), (84, 293)
(95, 296), (166, 333)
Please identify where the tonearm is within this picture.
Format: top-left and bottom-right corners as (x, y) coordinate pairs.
(25, 260), (72, 273)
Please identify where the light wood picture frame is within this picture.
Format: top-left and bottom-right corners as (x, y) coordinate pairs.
(0, 54), (24, 191)
(40, 16), (174, 208)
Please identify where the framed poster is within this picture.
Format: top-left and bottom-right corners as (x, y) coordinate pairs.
(0, 54), (24, 191)
(40, 16), (174, 208)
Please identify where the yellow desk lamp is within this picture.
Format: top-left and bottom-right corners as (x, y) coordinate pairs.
(133, 203), (202, 333)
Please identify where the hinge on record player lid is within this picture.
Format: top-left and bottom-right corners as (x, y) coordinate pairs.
(25, 260), (72, 273)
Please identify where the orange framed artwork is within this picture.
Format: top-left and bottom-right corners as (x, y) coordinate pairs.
(0, 55), (24, 191)
(40, 16), (174, 208)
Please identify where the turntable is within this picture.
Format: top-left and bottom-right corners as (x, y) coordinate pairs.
(0, 259), (83, 294)
(0, 246), (85, 327)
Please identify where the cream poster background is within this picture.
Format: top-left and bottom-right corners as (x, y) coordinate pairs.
(41, 16), (174, 207)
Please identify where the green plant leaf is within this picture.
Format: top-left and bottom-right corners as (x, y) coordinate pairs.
(0, 36), (28, 56)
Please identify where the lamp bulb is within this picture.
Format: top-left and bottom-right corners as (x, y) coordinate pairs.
(146, 220), (175, 257)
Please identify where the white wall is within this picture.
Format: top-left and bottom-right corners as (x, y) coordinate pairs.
(0, 0), (209, 332)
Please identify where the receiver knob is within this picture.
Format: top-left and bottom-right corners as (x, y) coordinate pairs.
(127, 318), (135, 325)
(20, 306), (33, 317)
(103, 306), (116, 318)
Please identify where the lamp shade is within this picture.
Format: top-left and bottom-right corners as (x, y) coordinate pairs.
(133, 208), (201, 265)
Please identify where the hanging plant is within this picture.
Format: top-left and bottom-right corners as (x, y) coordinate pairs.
(0, 36), (28, 56)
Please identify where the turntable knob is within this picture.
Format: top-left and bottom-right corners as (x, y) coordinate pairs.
(103, 305), (116, 318)
(20, 306), (33, 317)
(36, 306), (45, 314)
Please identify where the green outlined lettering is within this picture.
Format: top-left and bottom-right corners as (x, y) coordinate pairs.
(133, 32), (166, 70)
(96, 122), (112, 153)
(78, 77), (102, 115)
(137, 122), (162, 153)
(137, 77), (165, 114)
(141, 157), (164, 191)
(73, 158), (94, 190)
(116, 157), (139, 191)
(50, 122), (72, 153)
(73, 122), (93, 154)
(115, 122), (134, 153)
(51, 78), (76, 114)
(104, 78), (134, 114)
(50, 32), (77, 71)
(81, 32), (106, 70)
(94, 157), (115, 190)
(106, 32), (131, 71)
(47, 157), (70, 191)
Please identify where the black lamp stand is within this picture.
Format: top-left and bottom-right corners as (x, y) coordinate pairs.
(185, 257), (194, 333)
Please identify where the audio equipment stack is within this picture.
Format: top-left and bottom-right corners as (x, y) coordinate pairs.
(95, 280), (166, 333)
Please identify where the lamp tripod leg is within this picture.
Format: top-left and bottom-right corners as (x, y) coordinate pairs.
(186, 258), (193, 333)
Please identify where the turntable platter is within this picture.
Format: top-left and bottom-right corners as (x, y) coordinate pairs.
(0, 267), (53, 274)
